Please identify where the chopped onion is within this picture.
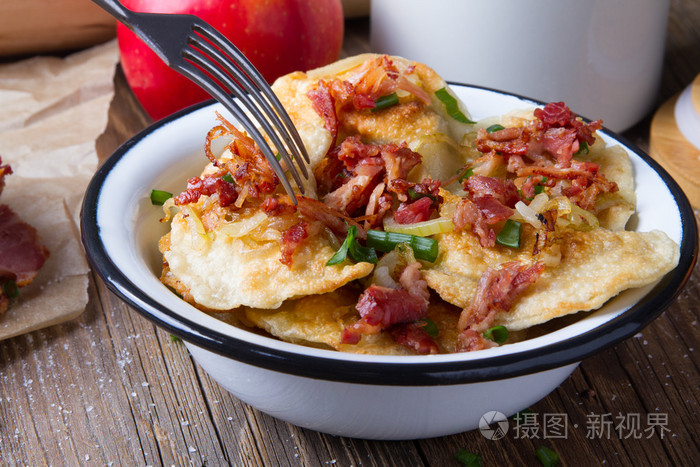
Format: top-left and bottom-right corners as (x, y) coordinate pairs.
(383, 216), (455, 237)
(568, 204), (600, 230)
(182, 205), (210, 248)
(373, 266), (400, 289)
(529, 193), (549, 213)
(218, 211), (267, 238)
(513, 201), (542, 229)
(160, 198), (178, 222)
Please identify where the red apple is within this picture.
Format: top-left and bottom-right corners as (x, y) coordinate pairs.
(118, 0), (344, 120)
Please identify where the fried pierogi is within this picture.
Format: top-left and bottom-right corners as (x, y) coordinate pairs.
(160, 206), (373, 310)
(159, 54), (680, 355)
(423, 191), (679, 330)
(271, 53), (475, 193)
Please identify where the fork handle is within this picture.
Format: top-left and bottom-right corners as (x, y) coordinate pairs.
(91, 0), (131, 24)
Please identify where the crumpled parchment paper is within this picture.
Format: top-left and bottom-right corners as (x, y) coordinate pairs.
(0, 39), (118, 340)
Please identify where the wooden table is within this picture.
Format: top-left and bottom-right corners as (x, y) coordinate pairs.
(2, 3), (699, 466)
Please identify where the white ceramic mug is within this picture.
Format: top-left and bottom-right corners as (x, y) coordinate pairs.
(370, 0), (670, 132)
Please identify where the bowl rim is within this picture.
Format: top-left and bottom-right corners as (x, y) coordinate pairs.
(81, 83), (698, 386)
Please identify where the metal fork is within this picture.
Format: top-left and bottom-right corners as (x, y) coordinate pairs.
(93, 0), (310, 203)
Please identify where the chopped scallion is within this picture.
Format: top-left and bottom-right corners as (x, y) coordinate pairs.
(372, 92), (399, 111)
(534, 184), (545, 195)
(486, 123), (505, 133)
(484, 325), (509, 344)
(366, 230), (439, 262)
(327, 225), (378, 265)
(349, 237), (378, 264)
(3, 280), (19, 299)
(496, 219), (522, 248)
(407, 188), (438, 203)
(150, 189), (173, 206)
(435, 87), (475, 124)
(222, 172), (234, 184)
(419, 318), (439, 337)
(535, 446), (560, 467)
(454, 448), (482, 467)
(326, 225), (356, 265)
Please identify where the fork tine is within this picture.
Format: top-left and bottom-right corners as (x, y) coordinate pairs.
(176, 60), (299, 205)
(183, 49), (308, 193)
(184, 49), (308, 194)
(187, 35), (310, 181)
(190, 22), (312, 168)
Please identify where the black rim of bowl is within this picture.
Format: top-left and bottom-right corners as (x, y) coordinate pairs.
(81, 84), (699, 386)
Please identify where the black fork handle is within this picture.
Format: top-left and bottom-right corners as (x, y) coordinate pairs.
(91, 0), (131, 25)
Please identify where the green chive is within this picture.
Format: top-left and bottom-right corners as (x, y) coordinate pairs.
(454, 448), (482, 467)
(496, 219), (522, 248)
(458, 167), (474, 182)
(484, 325), (509, 344)
(222, 172), (234, 184)
(534, 184), (545, 195)
(3, 280), (19, 299)
(327, 225), (378, 265)
(535, 446), (560, 467)
(435, 87), (475, 124)
(170, 334), (182, 343)
(366, 230), (439, 263)
(407, 188), (438, 203)
(575, 140), (589, 156)
(349, 238), (378, 264)
(419, 318), (439, 337)
(372, 92), (399, 111)
(486, 123), (505, 133)
(326, 225), (356, 266)
(150, 189), (173, 206)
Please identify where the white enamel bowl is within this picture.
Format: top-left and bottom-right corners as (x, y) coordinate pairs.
(81, 85), (697, 440)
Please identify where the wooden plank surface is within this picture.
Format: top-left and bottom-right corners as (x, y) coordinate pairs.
(2, 2), (699, 465)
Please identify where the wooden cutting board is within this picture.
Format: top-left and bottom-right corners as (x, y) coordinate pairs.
(649, 73), (700, 208)
(0, 0), (116, 56)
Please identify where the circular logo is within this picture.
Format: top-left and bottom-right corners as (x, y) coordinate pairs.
(479, 411), (509, 440)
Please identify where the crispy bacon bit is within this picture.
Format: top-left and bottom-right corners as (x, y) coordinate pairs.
(457, 261), (545, 352)
(381, 143), (422, 183)
(261, 195), (297, 217)
(279, 221), (309, 267)
(307, 56), (432, 141)
(174, 175), (238, 207)
(393, 197), (433, 224)
(473, 102), (612, 211)
(306, 81), (339, 145)
(465, 175), (520, 208)
(452, 176), (517, 248)
(341, 285), (429, 344)
(390, 322), (439, 354)
(458, 329), (496, 352)
(317, 136), (425, 219)
(475, 126), (531, 156)
(0, 204), (50, 313)
(342, 262), (430, 345)
(204, 112), (278, 206)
